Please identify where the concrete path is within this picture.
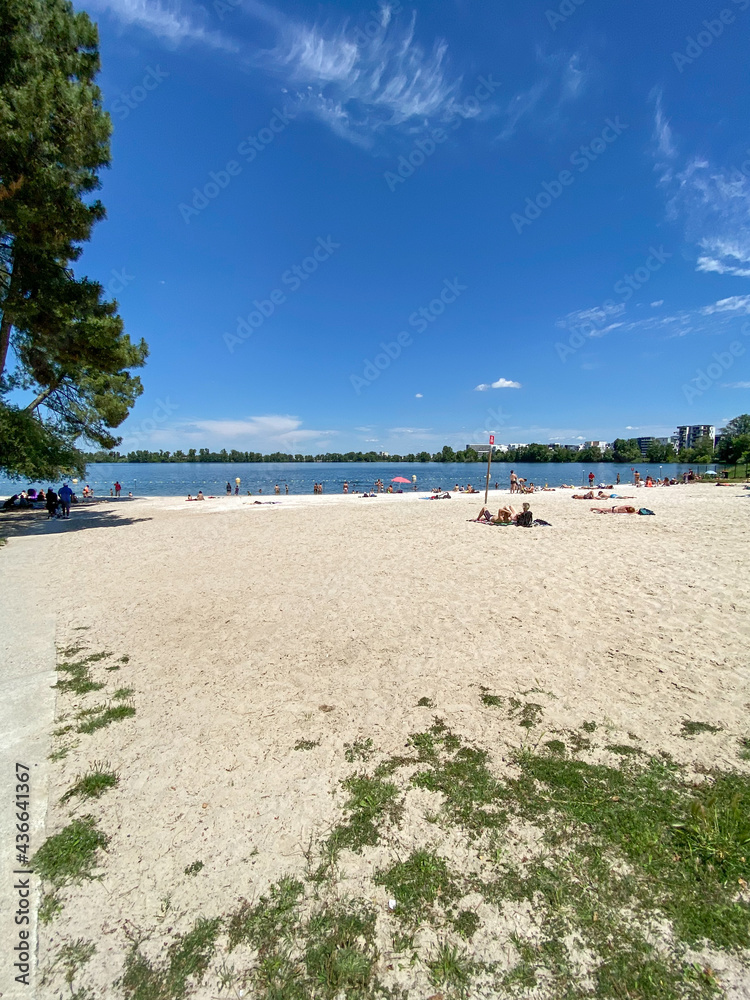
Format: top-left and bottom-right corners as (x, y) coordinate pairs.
(0, 536), (56, 999)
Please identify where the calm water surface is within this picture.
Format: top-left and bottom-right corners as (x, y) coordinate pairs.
(0, 461), (714, 498)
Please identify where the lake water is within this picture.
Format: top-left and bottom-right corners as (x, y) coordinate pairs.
(0, 461), (714, 498)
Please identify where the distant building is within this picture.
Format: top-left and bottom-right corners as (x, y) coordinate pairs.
(563, 444), (583, 452)
(636, 436), (655, 457)
(585, 441), (609, 452)
(466, 443), (492, 455)
(675, 425), (715, 450)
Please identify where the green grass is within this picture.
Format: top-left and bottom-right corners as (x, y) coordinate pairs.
(416, 696), (434, 707)
(76, 702), (135, 734)
(227, 876), (304, 952)
(508, 697), (544, 728)
(57, 939), (96, 987)
(32, 817), (109, 891)
(375, 850), (462, 927)
(545, 739), (567, 754)
(582, 720), (597, 732)
(479, 689), (503, 707)
(344, 737), (375, 763)
(113, 687), (136, 700)
(119, 918), (222, 1000)
(315, 772), (402, 878)
(294, 738), (320, 751)
(55, 657), (106, 695)
(61, 766), (118, 803)
(681, 720), (723, 737)
(184, 861), (204, 876)
(606, 743), (642, 755)
(304, 901), (379, 998)
(407, 719), (508, 834)
(426, 941), (475, 997)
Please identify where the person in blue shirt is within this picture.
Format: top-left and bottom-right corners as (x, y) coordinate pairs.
(58, 483), (73, 518)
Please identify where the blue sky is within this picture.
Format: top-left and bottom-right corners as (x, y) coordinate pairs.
(71, 0), (750, 453)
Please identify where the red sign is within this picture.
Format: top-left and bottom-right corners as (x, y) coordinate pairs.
(489, 435), (495, 445)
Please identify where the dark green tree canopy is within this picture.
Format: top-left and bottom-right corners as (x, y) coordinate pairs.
(0, 0), (147, 480)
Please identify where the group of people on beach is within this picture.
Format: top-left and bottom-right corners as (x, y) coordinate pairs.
(2, 484), (76, 518)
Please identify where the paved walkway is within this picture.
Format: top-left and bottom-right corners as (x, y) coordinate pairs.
(0, 536), (56, 999)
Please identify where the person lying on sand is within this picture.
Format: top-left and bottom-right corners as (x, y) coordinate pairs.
(572, 491), (596, 499)
(590, 505), (637, 514)
(476, 502), (531, 524)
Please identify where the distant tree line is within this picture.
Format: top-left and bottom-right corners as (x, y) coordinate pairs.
(80, 419), (750, 466)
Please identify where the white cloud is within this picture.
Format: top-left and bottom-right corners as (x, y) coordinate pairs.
(415, 393), (423, 398)
(475, 377), (521, 391)
(388, 426), (431, 434)
(651, 300), (664, 307)
(497, 51), (587, 142)
(722, 381), (750, 388)
(255, 5), (469, 147)
(159, 415), (337, 450)
(650, 87), (676, 160)
(700, 295), (750, 315)
(85, 0), (235, 49)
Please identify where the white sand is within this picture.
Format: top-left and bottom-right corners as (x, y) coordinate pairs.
(4, 483), (749, 997)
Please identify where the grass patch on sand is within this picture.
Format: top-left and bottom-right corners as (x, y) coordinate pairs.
(184, 861), (204, 876)
(119, 917), (222, 1000)
(416, 696), (434, 707)
(479, 687), (503, 707)
(508, 697), (543, 729)
(314, 771), (402, 879)
(33, 817), (109, 922)
(61, 765), (118, 803)
(344, 738), (375, 763)
(427, 941), (476, 997)
(227, 880), (387, 1000)
(294, 738), (320, 751)
(76, 702), (135, 734)
(681, 720), (724, 737)
(375, 850), (462, 927)
(55, 658), (106, 696)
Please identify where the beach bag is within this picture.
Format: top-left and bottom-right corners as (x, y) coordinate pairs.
(516, 510), (533, 527)
(638, 508), (655, 516)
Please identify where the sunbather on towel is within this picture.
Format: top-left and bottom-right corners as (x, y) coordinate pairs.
(590, 505), (637, 514)
(476, 502), (531, 524)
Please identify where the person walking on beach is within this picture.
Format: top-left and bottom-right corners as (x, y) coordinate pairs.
(234, 484), (239, 495)
(46, 489), (58, 519)
(274, 484), (280, 495)
(343, 481), (349, 493)
(588, 472), (595, 487)
(114, 480), (121, 497)
(58, 483), (73, 519)
(226, 482), (232, 495)
(510, 470), (517, 493)
(285, 484), (289, 494)
(616, 472), (620, 485)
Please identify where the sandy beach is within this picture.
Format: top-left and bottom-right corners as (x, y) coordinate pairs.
(2, 483), (749, 998)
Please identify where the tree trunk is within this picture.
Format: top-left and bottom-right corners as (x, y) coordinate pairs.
(0, 309), (12, 381)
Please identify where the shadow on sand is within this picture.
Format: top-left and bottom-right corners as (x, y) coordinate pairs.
(0, 498), (152, 540)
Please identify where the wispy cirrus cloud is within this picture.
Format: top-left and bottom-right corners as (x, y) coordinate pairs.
(651, 88), (750, 279)
(497, 50), (588, 142)
(253, 4), (471, 148)
(85, 0), (236, 49)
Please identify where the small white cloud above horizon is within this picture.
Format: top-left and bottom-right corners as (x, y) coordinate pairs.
(415, 393), (423, 398)
(475, 377), (521, 391)
(722, 381), (750, 389)
(651, 300), (664, 307)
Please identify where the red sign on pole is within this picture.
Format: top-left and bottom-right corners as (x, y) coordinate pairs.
(489, 435), (495, 446)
